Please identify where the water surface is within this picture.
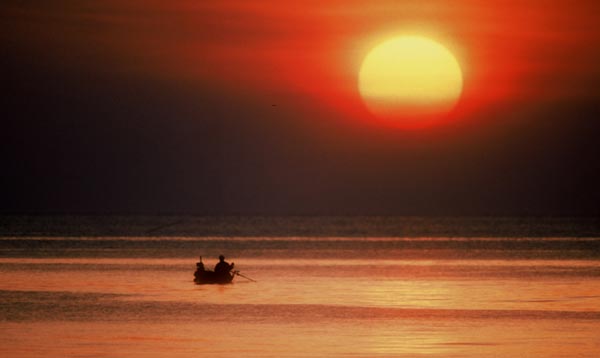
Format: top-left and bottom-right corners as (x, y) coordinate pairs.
(1, 218), (599, 357)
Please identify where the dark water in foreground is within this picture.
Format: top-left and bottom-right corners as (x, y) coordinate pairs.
(1, 217), (599, 357)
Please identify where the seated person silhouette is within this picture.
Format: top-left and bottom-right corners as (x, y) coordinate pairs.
(214, 255), (234, 275)
(196, 256), (205, 271)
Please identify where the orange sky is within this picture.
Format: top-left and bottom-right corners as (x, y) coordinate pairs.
(5, 0), (600, 126)
(3, 0), (600, 214)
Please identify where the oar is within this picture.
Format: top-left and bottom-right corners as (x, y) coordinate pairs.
(235, 271), (257, 282)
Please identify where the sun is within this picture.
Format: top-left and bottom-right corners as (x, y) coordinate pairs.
(358, 35), (463, 123)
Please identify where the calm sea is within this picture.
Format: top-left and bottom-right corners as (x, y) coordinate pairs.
(1, 217), (599, 357)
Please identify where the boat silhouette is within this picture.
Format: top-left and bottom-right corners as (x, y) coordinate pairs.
(194, 269), (235, 284)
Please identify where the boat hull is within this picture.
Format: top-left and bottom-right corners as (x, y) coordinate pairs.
(194, 270), (234, 284)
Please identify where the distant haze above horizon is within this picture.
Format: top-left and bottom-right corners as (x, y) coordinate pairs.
(2, 1), (600, 215)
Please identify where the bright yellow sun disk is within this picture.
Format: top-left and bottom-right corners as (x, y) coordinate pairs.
(359, 36), (463, 120)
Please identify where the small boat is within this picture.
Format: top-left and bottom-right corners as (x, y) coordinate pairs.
(194, 269), (235, 284)
(193, 256), (255, 285)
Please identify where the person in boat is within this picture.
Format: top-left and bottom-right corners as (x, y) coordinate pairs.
(214, 255), (234, 275)
(196, 256), (205, 271)
(194, 256), (205, 280)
